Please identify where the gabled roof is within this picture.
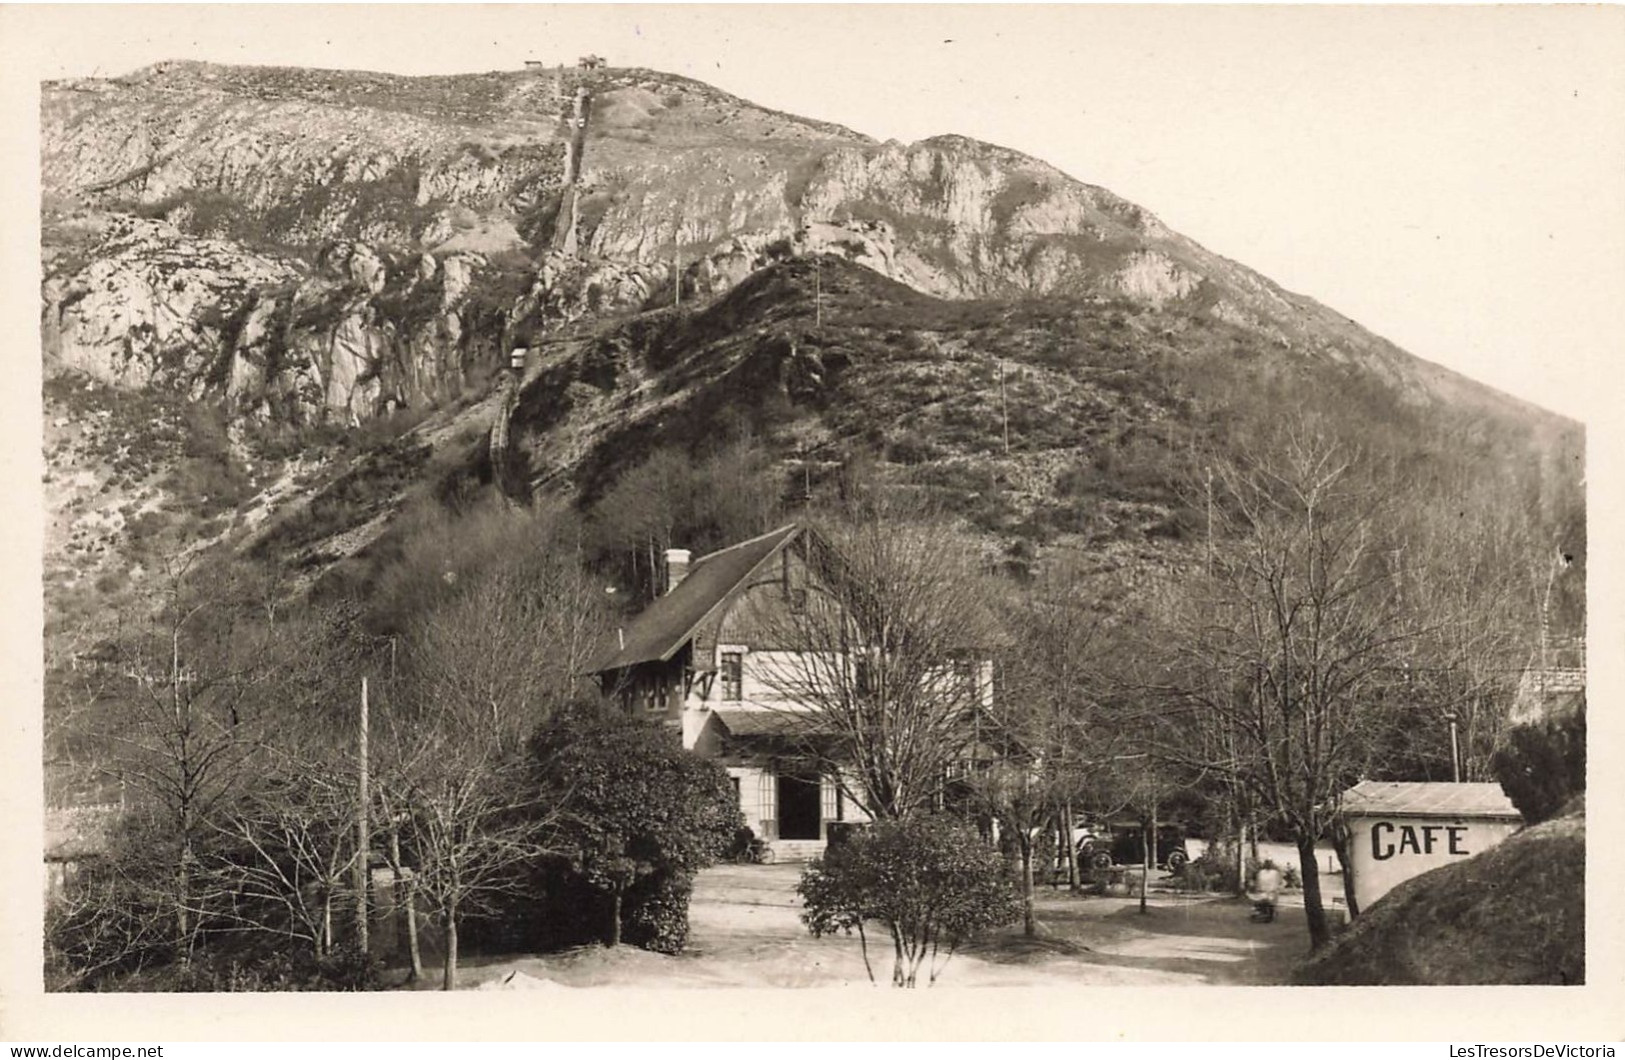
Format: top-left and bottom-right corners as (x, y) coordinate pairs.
(1339, 781), (1522, 821)
(588, 523), (803, 674)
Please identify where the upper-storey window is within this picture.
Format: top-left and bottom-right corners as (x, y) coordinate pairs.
(953, 658), (978, 701)
(721, 651), (743, 701)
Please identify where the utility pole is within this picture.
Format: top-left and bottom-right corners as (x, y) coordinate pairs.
(815, 256), (822, 330)
(999, 360), (1010, 454)
(1445, 711), (1461, 783)
(1205, 466), (1214, 574)
(354, 676), (370, 954)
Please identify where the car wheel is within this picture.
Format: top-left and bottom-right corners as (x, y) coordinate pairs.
(1090, 851), (1112, 870)
(1166, 850), (1188, 872)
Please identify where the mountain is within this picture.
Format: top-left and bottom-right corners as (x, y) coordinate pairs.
(38, 61), (1584, 642)
(45, 61), (1553, 414)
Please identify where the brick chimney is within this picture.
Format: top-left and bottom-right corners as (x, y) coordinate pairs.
(665, 548), (691, 594)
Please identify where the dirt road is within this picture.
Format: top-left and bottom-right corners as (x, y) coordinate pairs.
(451, 863), (1310, 989)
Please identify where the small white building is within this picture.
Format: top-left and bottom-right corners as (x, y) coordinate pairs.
(1338, 781), (1523, 912)
(44, 804), (118, 905)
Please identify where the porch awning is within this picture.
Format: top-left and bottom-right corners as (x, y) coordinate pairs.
(713, 710), (824, 739)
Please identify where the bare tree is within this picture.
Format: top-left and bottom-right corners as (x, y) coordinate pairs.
(392, 743), (553, 990)
(45, 811), (185, 989)
(377, 504), (607, 989)
(753, 512), (1000, 821)
(967, 565), (1133, 934)
(1403, 497), (1543, 780)
(50, 554), (378, 985)
(100, 556), (289, 958)
(589, 441), (784, 599)
(210, 750), (361, 959)
(1150, 433), (1429, 950)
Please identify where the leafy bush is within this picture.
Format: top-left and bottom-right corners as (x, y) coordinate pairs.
(1492, 710), (1586, 825)
(1174, 861), (1213, 893)
(78, 945), (384, 993)
(797, 815), (1021, 987)
(622, 870), (694, 955)
(530, 706), (742, 950)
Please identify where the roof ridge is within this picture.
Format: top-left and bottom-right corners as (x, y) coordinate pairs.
(587, 522), (807, 674)
(691, 521), (803, 568)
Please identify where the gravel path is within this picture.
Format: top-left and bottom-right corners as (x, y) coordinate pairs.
(453, 863), (1311, 989)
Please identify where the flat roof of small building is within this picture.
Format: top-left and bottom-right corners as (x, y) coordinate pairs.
(1339, 780), (1522, 821)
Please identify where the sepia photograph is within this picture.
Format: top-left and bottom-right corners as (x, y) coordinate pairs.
(4, 1), (1620, 1043)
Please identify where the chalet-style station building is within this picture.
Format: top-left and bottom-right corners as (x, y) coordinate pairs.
(587, 522), (994, 862)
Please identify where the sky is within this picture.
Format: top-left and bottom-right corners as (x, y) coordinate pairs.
(5, 3), (1624, 424)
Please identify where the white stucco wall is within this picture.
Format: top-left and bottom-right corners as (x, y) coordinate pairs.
(1347, 813), (1522, 911)
(726, 765), (769, 835)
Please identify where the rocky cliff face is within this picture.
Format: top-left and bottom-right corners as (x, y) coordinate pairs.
(39, 61), (1583, 660)
(43, 61), (1453, 426)
(42, 214), (516, 424)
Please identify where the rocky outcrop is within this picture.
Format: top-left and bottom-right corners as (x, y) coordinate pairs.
(40, 61), (1486, 425)
(40, 64), (1218, 312)
(1113, 250), (1202, 306)
(43, 215), (517, 423)
(43, 216), (300, 394)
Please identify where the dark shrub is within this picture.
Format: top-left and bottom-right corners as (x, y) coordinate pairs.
(1492, 710), (1586, 825)
(102, 946), (383, 993)
(1178, 840), (1243, 894)
(623, 870), (694, 955)
(530, 705), (742, 951)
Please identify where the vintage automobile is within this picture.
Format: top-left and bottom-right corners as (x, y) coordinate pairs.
(1104, 821), (1190, 871)
(1072, 823), (1114, 869)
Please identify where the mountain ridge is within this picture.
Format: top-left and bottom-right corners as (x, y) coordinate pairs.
(41, 61), (1571, 433)
(38, 60), (1583, 645)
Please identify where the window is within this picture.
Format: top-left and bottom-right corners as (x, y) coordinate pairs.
(953, 658), (978, 700)
(721, 652), (743, 701)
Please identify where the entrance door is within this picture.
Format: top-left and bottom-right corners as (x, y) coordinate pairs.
(777, 772), (822, 840)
